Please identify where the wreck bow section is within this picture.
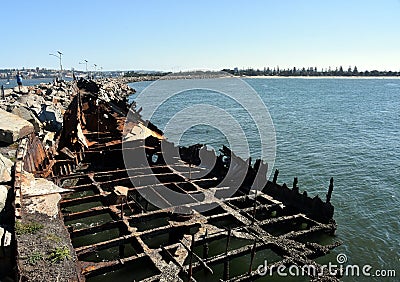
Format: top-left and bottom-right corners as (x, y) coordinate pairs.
(15, 80), (340, 281)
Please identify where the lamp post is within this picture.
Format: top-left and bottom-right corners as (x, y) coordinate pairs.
(49, 51), (63, 80)
(79, 60), (89, 78)
(93, 64), (97, 79)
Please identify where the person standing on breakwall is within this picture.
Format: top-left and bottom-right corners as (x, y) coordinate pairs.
(16, 72), (23, 92)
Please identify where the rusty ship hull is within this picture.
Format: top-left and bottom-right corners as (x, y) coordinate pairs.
(13, 80), (340, 281)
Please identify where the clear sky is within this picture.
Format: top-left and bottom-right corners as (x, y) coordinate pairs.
(2, 0), (400, 71)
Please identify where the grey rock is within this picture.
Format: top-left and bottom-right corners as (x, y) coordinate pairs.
(38, 82), (52, 89)
(3, 89), (13, 97)
(0, 155), (13, 183)
(0, 109), (34, 144)
(6, 98), (16, 106)
(13, 86), (29, 94)
(7, 150), (16, 159)
(18, 94), (45, 116)
(0, 185), (8, 212)
(11, 106), (42, 132)
(11, 105), (31, 120)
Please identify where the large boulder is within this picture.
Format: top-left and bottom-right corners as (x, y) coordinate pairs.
(18, 94), (45, 116)
(0, 185), (8, 212)
(0, 155), (13, 183)
(20, 172), (72, 217)
(2, 89), (13, 97)
(13, 86), (29, 94)
(0, 109), (34, 144)
(11, 106), (42, 132)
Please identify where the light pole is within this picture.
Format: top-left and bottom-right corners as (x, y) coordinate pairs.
(79, 60), (89, 78)
(49, 51), (63, 80)
(93, 64), (97, 79)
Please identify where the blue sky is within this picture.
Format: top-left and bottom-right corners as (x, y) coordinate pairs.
(2, 0), (400, 71)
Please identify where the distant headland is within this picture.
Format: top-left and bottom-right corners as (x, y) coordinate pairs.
(221, 66), (400, 77)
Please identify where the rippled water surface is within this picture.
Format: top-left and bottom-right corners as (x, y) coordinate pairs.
(129, 77), (400, 281)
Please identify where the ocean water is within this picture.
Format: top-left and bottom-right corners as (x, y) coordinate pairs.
(129, 78), (400, 281)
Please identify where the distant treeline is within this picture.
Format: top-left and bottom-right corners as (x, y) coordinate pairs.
(222, 66), (400, 77)
(123, 71), (170, 77)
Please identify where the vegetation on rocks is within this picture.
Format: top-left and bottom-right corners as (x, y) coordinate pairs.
(24, 245), (71, 265)
(15, 220), (44, 235)
(26, 251), (43, 265)
(47, 246), (71, 264)
(46, 233), (62, 243)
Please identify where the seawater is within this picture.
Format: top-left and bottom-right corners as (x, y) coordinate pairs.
(129, 78), (400, 281)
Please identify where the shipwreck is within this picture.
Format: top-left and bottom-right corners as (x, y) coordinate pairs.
(13, 79), (340, 281)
